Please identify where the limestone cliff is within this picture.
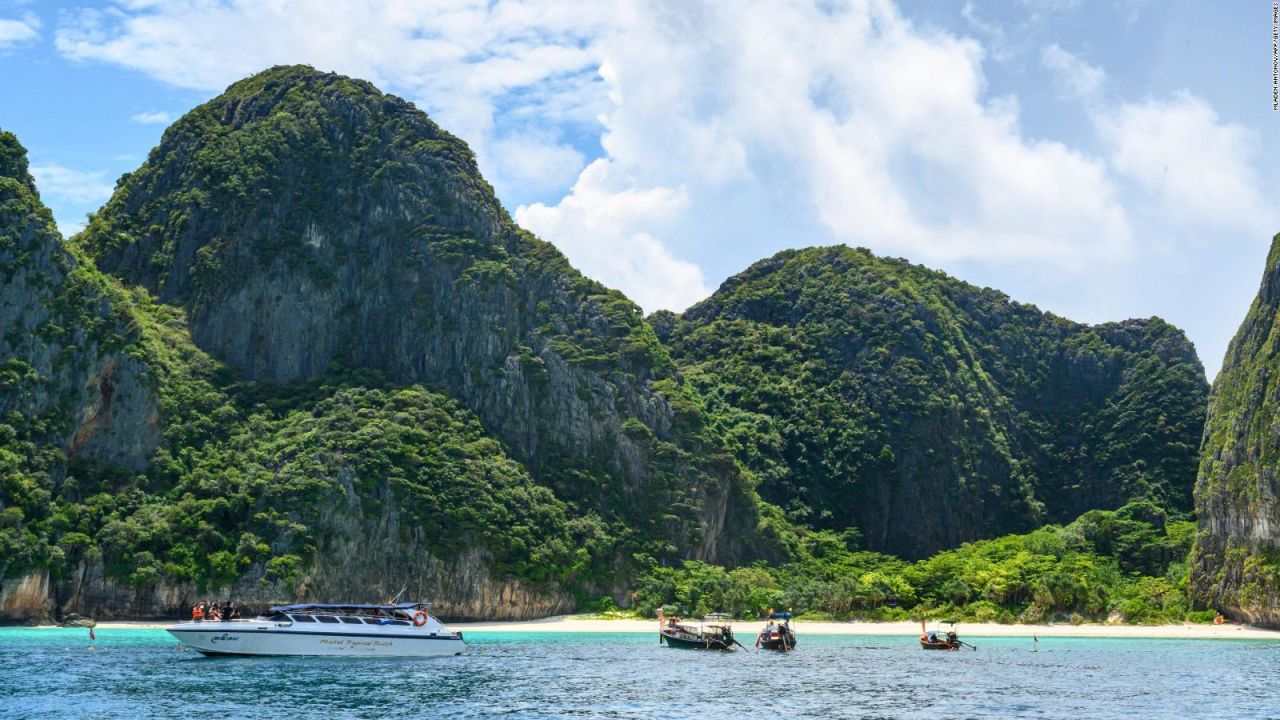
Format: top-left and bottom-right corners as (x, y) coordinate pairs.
(660, 247), (1208, 558)
(0, 130), (171, 601)
(1191, 234), (1280, 627)
(76, 66), (760, 567)
(0, 131), (160, 474)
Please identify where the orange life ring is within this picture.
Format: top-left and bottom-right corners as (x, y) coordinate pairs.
(413, 610), (428, 627)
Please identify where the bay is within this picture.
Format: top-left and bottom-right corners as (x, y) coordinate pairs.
(0, 629), (1274, 719)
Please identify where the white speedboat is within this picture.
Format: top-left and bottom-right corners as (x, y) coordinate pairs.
(167, 602), (465, 657)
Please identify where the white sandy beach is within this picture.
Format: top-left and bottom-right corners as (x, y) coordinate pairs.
(67, 616), (1280, 639)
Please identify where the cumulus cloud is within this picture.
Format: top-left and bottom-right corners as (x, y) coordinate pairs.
(48, 0), (1274, 326)
(54, 0), (611, 203)
(131, 111), (173, 124)
(1042, 44), (1274, 237)
(0, 14), (39, 49)
(1100, 93), (1272, 234)
(518, 159), (709, 311)
(520, 0), (1132, 297)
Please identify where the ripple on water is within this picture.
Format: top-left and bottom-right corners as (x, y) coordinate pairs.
(0, 630), (1275, 719)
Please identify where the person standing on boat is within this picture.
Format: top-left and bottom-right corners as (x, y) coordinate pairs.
(192, 603), (204, 622)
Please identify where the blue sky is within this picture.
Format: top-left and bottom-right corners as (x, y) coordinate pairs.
(1, 1), (1275, 377)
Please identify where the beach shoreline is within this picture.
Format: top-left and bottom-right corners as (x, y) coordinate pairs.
(35, 616), (1280, 639)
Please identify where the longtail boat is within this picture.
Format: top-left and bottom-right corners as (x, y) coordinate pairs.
(658, 610), (741, 651)
(756, 611), (797, 651)
(919, 620), (973, 651)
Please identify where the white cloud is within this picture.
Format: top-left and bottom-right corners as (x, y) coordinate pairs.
(517, 159), (709, 311)
(46, 0), (1275, 333)
(487, 133), (586, 200)
(1042, 44), (1274, 236)
(0, 14), (39, 48)
(1041, 43), (1105, 101)
(28, 163), (114, 237)
(520, 0), (1132, 298)
(1101, 92), (1273, 233)
(54, 0), (611, 201)
(130, 110), (173, 124)
(29, 163), (114, 206)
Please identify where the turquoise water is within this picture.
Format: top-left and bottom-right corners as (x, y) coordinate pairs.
(0, 629), (1275, 718)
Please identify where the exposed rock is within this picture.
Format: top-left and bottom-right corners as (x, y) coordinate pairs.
(0, 570), (50, 624)
(1191, 233), (1280, 627)
(663, 246), (1208, 557)
(0, 130), (161, 472)
(77, 65), (760, 566)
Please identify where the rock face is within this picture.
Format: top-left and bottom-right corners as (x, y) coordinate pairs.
(0, 131), (160, 473)
(659, 247), (1209, 558)
(1191, 234), (1280, 627)
(0, 130), (169, 602)
(77, 66), (758, 567)
(2, 69), (765, 624)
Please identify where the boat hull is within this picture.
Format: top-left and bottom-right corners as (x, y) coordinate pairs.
(168, 622), (465, 657)
(920, 640), (960, 651)
(758, 635), (796, 651)
(659, 630), (735, 651)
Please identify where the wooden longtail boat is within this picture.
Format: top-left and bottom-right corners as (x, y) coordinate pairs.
(756, 612), (797, 651)
(658, 610), (742, 651)
(919, 620), (972, 651)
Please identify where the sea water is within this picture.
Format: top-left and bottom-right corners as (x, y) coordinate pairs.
(0, 628), (1275, 718)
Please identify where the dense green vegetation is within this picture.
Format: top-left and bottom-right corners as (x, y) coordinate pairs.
(1191, 233), (1280, 626)
(0, 69), (1219, 624)
(0, 124), (594, 603)
(2, 335), (594, 594)
(658, 247), (1208, 558)
(633, 502), (1209, 625)
(72, 64), (763, 573)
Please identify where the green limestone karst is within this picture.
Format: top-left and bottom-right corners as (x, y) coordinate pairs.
(0, 129), (163, 597)
(1190, 233), (1280, 627)
(0, 65), (769, 621)
(76, 65), (761, 572)
(0, 125), (586, 620)
(0, 65), (1216, 623)
(658, 246), (1208, 558)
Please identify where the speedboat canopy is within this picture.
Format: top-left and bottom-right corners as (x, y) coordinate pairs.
(269, 602), (432, 614)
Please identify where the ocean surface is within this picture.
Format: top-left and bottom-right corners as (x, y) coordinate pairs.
(0, 628), (1275, 719)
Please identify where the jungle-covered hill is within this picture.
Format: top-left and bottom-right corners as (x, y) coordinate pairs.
(655, 246), (1208, 558)
(0, 66), (1212, 622)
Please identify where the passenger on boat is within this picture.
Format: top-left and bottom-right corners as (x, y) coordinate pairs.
(192, 603), (204, 622)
